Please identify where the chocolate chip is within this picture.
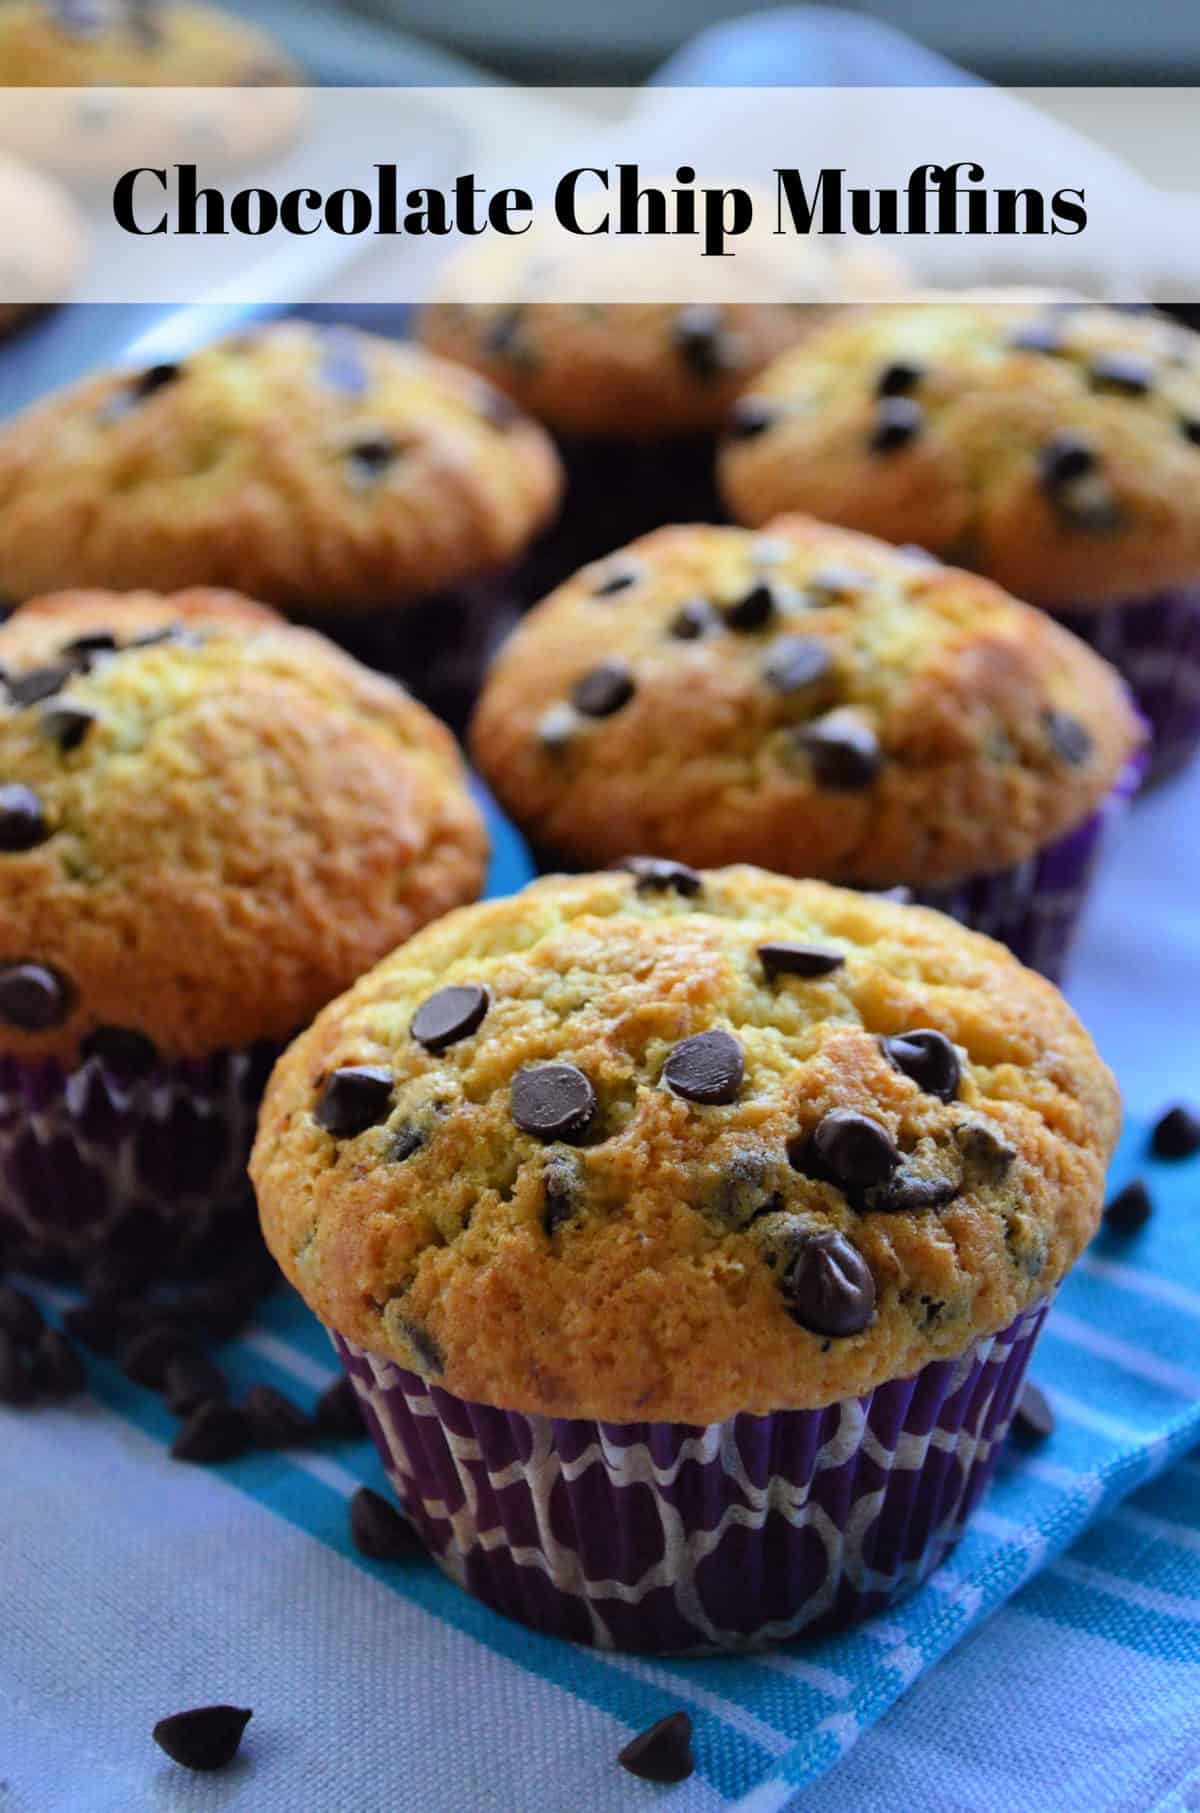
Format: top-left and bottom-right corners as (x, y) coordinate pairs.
(349, 1485), (423, 1560)
(1104, 1178), (1153, 1231)
(662, 1029), (744, 1107)
(1011, 1380), (1054, 1444)
(319, 327), (369, 397)
(314, 1375), (364, 1439)
(618, 1711), (695, 1785)
(122, 1323), (190, 1388)
(763, 635), (831, 694)
(0, 962), (73, 1031)
(398, 1315), (444, 1380)
(863, 1167), (959, 1213)
(1044, 709), (1092, 766)
(809, 1108), (898, 1188)
(6, 664), (72, 707)
(0, 785), (47, 852)
(346, 437), (398, 483)
(152, 1705), (252, 1773)
(171, 1400), (252, 1464)
(1009, 320), (1064, 354)
(591, 566), (639, 598)
(881, 1029), (961, 1102)
(1089, 352), (1153, 395)
(876, 360), (924, 396)
(314, 1066), (393, 1137)
(80, 1026), (159, 1076)
(793, 711), (881, 789)
(385, 1124), (424, 1164)
(870, 397), (923, 452)
(1181, 419), (1200, 446)
(728, 395), (776, 438)
(542, 1152), (581, 1237)
(782, 1230), (876, 1337)
(954, 1121), (1017, 1178)
(0, 1331), (33, 1406)
(669, 598), (719, 639)
(1151, 1104), (1200, 1159)
(615, 856), (701, 895)
(411, 984), (489, 1055)
(62, 631), (118, 662)
(713, 1149), (782, 1227)
(40, 703), (97, 752)
(723, 581), (777, 632)
(0, 1284), (43, 1346)
(510, 1063), (596, 1142)
(758, 942), (845, 981)
(1038, 431), (1097, 490)
(164, 1353), (228, 1418)
(31, 1328), (86, 1398)
(571, 662), (635, 717)
(673, 305), (732, 381)
(242, 1384), (311, 1449)
(100, 362), (181, 424)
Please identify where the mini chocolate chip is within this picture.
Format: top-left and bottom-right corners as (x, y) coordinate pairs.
(870, 397), (922, 452)
(954, 1121), (1017, 1178)
(728, 395), (776, 438)
(510, 1063), (596, 1142)
(164, 1353), (228, 1418)
(1104, 1178), (1153, 1231)
(385, 1124), (424, 1164)
(61, 631), (117, 662)
(152, 1706), (252, 1773)
(315, 1066), (393, 1137)
(673, 304), (731, 381)
(669, 598), (719, 639)
(0, 1331), (33, 1406)
(793, 711), (882, 790)
(80, 1026), (159, 1075)
(1151, 1104), (1200, 1159)
(618, 1712), (695, 1785)
(724, 581), (777, 632)
(0, 1284), (43, 1346)
(411, 984), (489, 1054)
(319, 327), (369, 397)
(1010, 1380), (1054, 1444)
(782, 1231), (875, 1337)
(1009, 320), (1064, 354)
(542, 1152), (581, 1237)
(0, 962), (73, 1031)
(571, 662), (635, 717)
(6, 665), (72, 707)
(1038, 431), (1097, 490)
(881, 1029), (961, 1102)
(40, 703), (98, 751)
(591, 566), (639, 598)
(763, 635), (831, 694)
(0, 785), (47, 852)
(243, 1384), (311, 1449)
(758, 942), (845, 981)
(662, 1029), (744, 1107)
(31, 1328), (86, 1398)
(171, 1400), (252, 1464)
(1181, 418), (1200, 446)
(876, 360), (924, 396)
(314, 1375), (364, 1439)
(1088, 352), (1153, 395)
(1044, 709), (1092, 766)
(863, 1167), (960, 1213)
(400, 1316), (446, 1375)
(810, 1108), (898, 1188)
(713, 1149), (782, 1227)
(122, 1323), (190, 1388)
(349, 1485), (423, 1560)
(615, 856), (702, 895)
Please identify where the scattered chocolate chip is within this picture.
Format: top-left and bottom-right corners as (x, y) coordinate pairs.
(542, 1152), (581, 1237)
(881, 1029), (961, 1102)
(398, 1315), (442, 1376)
(349, 1485), (423, 1561)
(346, 436), (399, 484)
(319, 327), (369, 397)
(954, 1121), (1017, 1178)
(242, 1384), (311, 1449)
(782, 1230), (876, 1336)
(1011, 1380), (1054, 1444)
(152, 1705), (252, 1773)
(0, 785), (48, 852)
(100, 362), (181, 423)
(410, 984), (489, 1055)
(669, 598), (719, 639)
(1088, 352), (1153, 395)
(758, 942), (845, 981)
(6, 664), (72, 707)
(164, 1352), (228, 1418)
(1008, 320), (1064, 354)
(1152, 1104), (1200, 1159)
(40, 703), (97, 752)
(571, 661), (635, 718)
(793, 711), (882, 790)
(1038, 431), (1097, 490)
(0, 1284), (43, 1346)
(673, 304), (732, 380)
(809, 1109), (898, 1189)
(510, 1063), (596, 1142)
(1181, 418), (1200, 447)
(763, 635), (831, 694)
(876, 360), (924, 396)
(0, 1331), (33, 1406)
(171, 1399), (252, 1464)
(385, 1124), (424, 1164)
(618, 1711), (695, 1785)
(615, 856), (701, 895)
(1104, 1178), (1153, 1231)
(122, 1323), (190, 1389)
(728, 395), (776, 439)
(662, 1029), (744, 1107)
(723, 581), (778, 632)
(1044, 709), (1092, 766)
(0, 962), (73, 1031)
(870, 397), (922, 452)
(591, 566), (639, 598)
(314, 1375), (364, 1439)
(864, 1167), (960, 1213)
(31, 1328), (86, 1398)
(315, 1066), (393, 1138)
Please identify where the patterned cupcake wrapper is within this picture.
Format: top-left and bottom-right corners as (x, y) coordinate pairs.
(333, 1297), (1049, 1655)
(0, 1042), (278, 1266)
(1052, 586), (1200, 788)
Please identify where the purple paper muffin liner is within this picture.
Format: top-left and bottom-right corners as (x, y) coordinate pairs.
(333, 1296), (1048, 1654)
(0, 1041), (278, 1267)
(1052, 586), (1200, 787)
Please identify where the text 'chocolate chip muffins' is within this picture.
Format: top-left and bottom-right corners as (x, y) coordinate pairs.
(0, 587), (488, 1272)
(470, 518), (1144, 980)
(251, 866), (1120, 1650)
(718, 299), (1200, 783)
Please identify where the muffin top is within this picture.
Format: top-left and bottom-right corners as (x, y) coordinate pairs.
(470, 518), (1141, 886)
(0, 0), (299, 85)
(718, 301), (1200, 608)
(251, 866), (1119, 1422)
(0, 323), (563, 613)
(0, 588), (488, 1065)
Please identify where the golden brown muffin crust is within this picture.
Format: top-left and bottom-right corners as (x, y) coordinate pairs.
(469, 518), (1141, 886)
(0, 323), (563, 612)
(0, 588), (488, 1062)
(251, 867), (1119, 1422)
(718, 301), (1200, 608)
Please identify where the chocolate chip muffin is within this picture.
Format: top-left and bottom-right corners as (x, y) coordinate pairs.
(0, 151), (84, 339)
(718, 299), (1200, 783)
(0, 586), (487, 1271)
(0, 322), (563, 727)
(470, 518), (1143, 979)
(252, 865), (1118, 1649)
